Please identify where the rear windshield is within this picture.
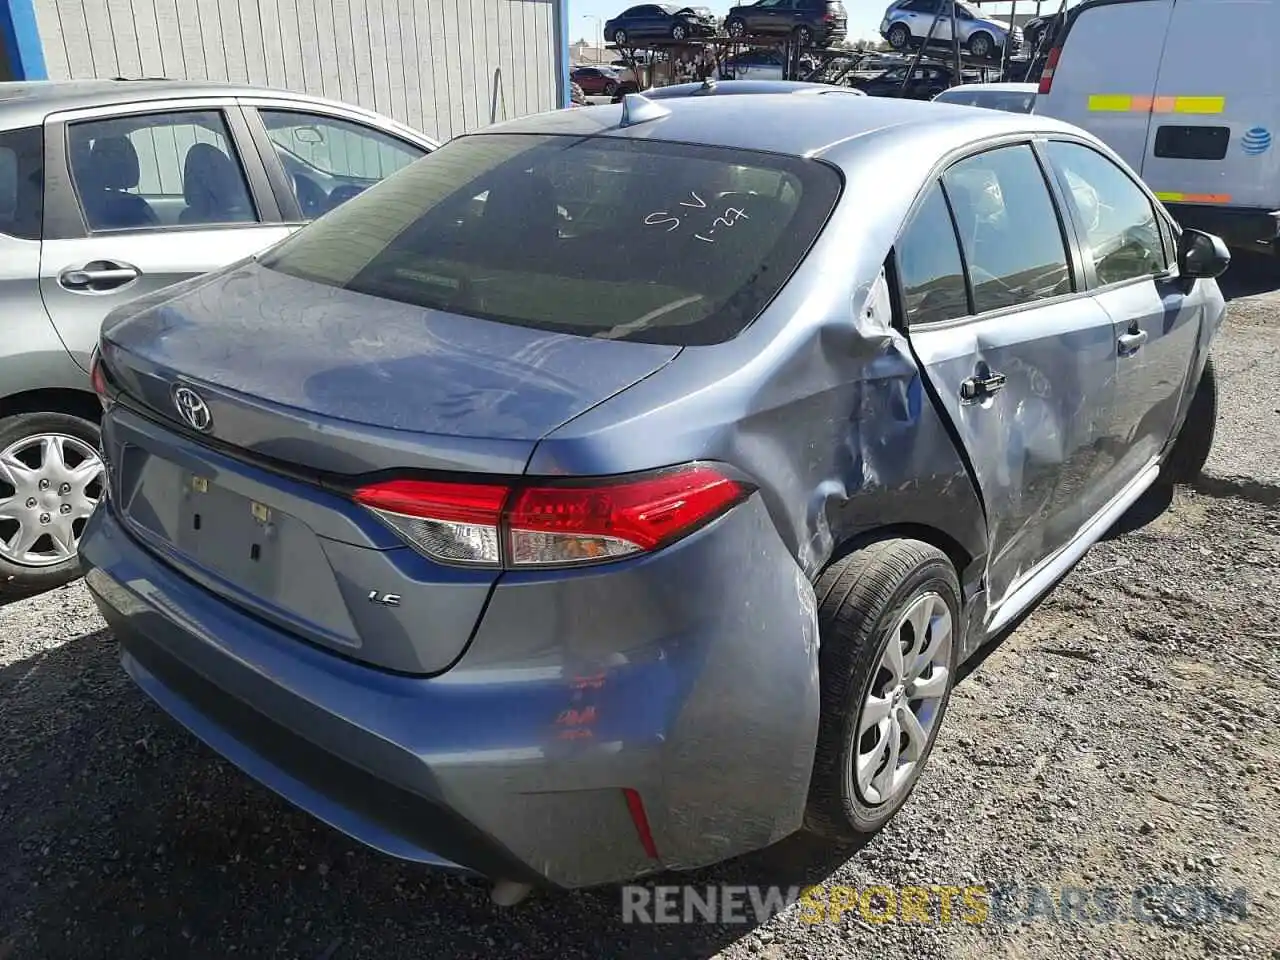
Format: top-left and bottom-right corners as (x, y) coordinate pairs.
(936, 89), (1036, 113)
(259, 133), (841, 346)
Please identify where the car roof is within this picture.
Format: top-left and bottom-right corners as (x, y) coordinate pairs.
(480, 91), (1084, 161)
(638, 80), (867, 100)
(935, 82), (1039, 95)
(0, 79), (416, 133)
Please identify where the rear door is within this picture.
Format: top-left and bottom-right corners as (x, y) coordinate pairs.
(1043, 137), (1202, 502)
(1141, 0), (1279, 210)
(38, 99), (292, 370)
(1033, 0), (1174, 173)
(901, 141), (1118, 614)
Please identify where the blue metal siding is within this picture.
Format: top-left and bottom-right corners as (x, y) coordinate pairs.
(1, 0), (49, 79)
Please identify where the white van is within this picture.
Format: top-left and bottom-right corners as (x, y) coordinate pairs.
(1033, 0), (1279, 254)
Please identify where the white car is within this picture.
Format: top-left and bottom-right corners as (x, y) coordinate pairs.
(933, 82), (1037, 113)
(880, 0), (1022, 60)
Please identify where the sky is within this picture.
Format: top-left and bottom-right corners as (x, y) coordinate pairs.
(566, 1), (1060, 47)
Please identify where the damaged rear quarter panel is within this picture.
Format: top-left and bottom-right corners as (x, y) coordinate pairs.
(525, 143), (988, 593)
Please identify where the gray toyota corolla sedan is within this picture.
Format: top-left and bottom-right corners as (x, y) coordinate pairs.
(79, 92), (1227, 894)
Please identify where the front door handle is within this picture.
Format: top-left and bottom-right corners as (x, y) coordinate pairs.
(1118, 328), (1149, 355)
(960, 369), (1007, 402)
(58, 260), (140, 293)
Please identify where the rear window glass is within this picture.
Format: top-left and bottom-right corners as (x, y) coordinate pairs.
(259, 133), (841, 346)
(935, 89), (1036, 114)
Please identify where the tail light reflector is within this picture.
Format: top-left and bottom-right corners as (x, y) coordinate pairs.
(89, 348), (113, 411)
(353, 464), (748, 569)
(1037, 46), (1060, 95)
(353, 479), (508, 566)
(623, 787), (660, 859)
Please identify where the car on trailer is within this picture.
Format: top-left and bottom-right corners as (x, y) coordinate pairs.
(880, 0), (1023, 61)
(725, 0), (848, 47)
(604, 4), (718, 45)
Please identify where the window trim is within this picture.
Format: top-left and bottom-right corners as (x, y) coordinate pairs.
(1038, 135), (1179, 294)
(42, 100), (282, 240)
(892, 135), (1087, 331)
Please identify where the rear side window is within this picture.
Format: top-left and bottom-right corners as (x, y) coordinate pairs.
(942, 144), (1073, 313)
(260, 134), (842, 346)
(896, 182), (968, 325)
(0, 125), (43, 241)
(1153, 125), (1230, 161)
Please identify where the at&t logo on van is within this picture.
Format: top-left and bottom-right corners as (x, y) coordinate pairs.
(1241, 127), (1272, 156)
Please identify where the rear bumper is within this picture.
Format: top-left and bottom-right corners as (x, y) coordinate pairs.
(80, 495), (821, 888)
(1164, 203), (1280, 251)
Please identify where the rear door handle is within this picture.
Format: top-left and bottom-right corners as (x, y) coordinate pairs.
(960, 370), (1007, 402)
(58, 261), (140, 293)
(1118, 329), (1149, 355)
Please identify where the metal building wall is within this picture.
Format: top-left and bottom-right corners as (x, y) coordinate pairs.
(27, 0), (563, 139)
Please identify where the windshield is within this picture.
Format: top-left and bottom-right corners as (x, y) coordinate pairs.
(260, 134), (842, 346)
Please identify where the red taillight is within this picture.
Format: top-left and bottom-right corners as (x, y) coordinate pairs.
(353, 463), (748, 569)
(1037, 46), (1060, 95)
(89, 349), (112, 410)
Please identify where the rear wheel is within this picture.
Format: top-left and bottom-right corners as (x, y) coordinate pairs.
(0, 412), (104, 597)
(612, 27), (628, 45)
(805, 539), (960, 840)
(886, 23), (911, 49)
(671, 22), (688, 40)
(794, 25), (814, 47)
(726, 17), (747, 39)
(1161, 355), (1218, 485)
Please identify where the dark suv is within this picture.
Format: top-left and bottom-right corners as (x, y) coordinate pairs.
(725, 0), (848, 47)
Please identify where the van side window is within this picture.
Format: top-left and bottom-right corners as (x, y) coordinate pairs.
(895, 181), (969, 325)
(941, 144), (1073, 314)
(1045, 140), (1167, 286)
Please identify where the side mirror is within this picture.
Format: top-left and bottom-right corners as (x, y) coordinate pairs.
(1177, 228), (1231, 284)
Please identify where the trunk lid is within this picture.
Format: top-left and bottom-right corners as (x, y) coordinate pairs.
(98, 261), (679, 674)
(100, 261), (680, 475)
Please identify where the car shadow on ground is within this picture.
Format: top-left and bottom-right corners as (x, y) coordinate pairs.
(0, 625), (868, 959)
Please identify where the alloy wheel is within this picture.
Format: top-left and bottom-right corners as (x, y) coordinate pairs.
(0, 433), (104, 567)
(853, 591), (952, 806)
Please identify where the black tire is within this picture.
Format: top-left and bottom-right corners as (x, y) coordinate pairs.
(603, 80), (617, 96)
(967, 31), (995, 59)
(1161, 355), (1218, 485)
(671, 22), (687, 40)
(726, 17), (746, 39)
(805, 539), (961, 841)
(794, 25), (814, 47)
(0, 411), (103, 598)
(612, 28), (628, 45)
(886, 23), (911, 50)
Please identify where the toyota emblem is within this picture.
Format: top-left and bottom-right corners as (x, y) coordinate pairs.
(172, 385), (213, 433)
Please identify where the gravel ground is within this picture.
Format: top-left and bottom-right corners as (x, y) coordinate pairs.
(2, 260), (1278, 960)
